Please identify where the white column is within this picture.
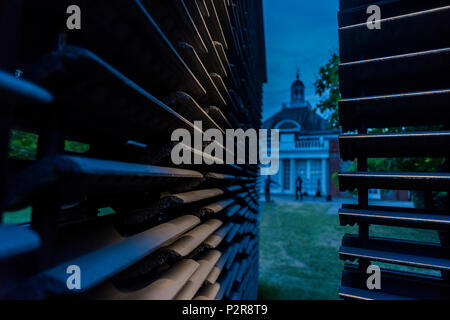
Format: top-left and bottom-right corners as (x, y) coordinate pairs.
(306, 160), (311, 195)
(321, 158), (327, 196)
(306, 160), (311, 179)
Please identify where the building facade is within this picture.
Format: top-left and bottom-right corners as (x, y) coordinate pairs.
(262, 72), (410, 201)
(263, 73), (339, 197)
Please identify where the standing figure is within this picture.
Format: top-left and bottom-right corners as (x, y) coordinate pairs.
(264, 177), (278, 203)
(316, 179), (321, 197)
(295, 176), (303, 200)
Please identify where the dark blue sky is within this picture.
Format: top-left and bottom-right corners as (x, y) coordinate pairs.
(262, 0), (339, 120)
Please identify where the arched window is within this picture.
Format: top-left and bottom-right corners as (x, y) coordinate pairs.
(275, 120), (301, 132)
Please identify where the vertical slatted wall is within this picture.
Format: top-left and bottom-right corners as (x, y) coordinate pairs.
(0, 0), (266, 300)
(337, 0), (450, 300)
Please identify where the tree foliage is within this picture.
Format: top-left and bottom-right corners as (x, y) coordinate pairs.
(314, 52), (340, 130)
(315, 51), (445, 207)
(9, 130), (38, 160)
(9, 130), (90, 160)
(315, 51), (444, 173)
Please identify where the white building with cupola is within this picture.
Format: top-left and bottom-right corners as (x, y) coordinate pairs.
(262, 72), (339, 197)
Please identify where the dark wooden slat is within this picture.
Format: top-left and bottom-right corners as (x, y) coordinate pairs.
(194, 282), (220, 300)
(205, 106), (235, 129)
(163, 219), (223, 258)
(26, 46), (197, 146)
(0, 226), (40, 261)
(198, 199), (234, 217)
(84, 258), (200, 300)
(214, 0), (236, 50)
(338, 0), (450, 302)
(28, 215), (200, 296)
(338, 0), (449, 27)
(339, 206), (450, 230)
(339, 89), (450, 132)
(340, 131), (450, 160)
(340, 234), (450, 271)
(185, 0), (228, 77)
(165, 91), (225, 133)
(339, 6), (450, 63)
(7, 155), (203, 210)
(140, 0), (208, 55)
(204, 0), (228, 49)
(339, 171), (450, 192)
(339, 48), (450, 98)
(339, 285), (412, 300)
(0, 0), (263, 301)
(160, 188), (224, 209)
(197, 0), (210, 16)
(174, 250), (221, 300)
(341, 263), (450, 300)
(203, 223), (233, 248)
(75, 0), (207, 99)
(214, 41), (230, 70)
(210, 73), (241, 115)
(176, 42), (227, 106)
(340, 0), (385, 10)
(0, 70), (53, 105)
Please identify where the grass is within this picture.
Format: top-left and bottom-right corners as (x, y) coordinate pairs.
(2, 207), (115, 224)
(2, 207), (32, 224)
(258, 201), (440, 300)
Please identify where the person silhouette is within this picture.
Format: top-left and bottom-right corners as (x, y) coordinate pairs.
(295, 176), (303, 200)
(264, 176), (279, 203)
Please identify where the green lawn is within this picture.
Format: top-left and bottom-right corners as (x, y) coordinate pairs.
(258, 201), (441, 300)
(2, 207), (115, 224)
(2, 207), (32, 224)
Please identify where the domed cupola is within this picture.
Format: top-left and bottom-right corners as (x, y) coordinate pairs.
(291, 71), (305, 107)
